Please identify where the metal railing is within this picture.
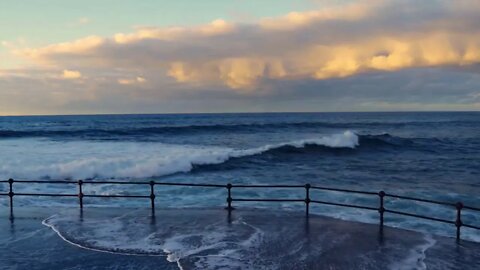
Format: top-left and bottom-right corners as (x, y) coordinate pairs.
(1, 178), (479, 241)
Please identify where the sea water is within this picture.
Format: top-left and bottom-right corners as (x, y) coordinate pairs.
(0, 112), (479, 242)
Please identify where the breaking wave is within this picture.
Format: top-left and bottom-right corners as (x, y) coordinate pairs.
(0, 131), (360, 180)
(0, 131), (431, 181)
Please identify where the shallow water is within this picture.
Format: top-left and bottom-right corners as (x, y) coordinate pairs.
(2, 207), (479, 270)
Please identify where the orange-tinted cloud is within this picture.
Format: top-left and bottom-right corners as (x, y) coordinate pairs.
(8, 0), (480, 92)
(62, 69), (82, 79)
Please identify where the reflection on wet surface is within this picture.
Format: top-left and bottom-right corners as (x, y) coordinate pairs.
(1, 207), (480, 270)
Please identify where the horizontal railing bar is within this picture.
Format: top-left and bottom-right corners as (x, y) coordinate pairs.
(4, 180), (77, 184)
(385, 209), (455, 224)
(82, 181), (225, 188)
(14, 193), (78, 197)
(154, 182), (225, 187)
(310, 186), (378, 195)
(233, 198), (304, 202)
(0, 193), (9, 196)
(463, 205), (480, 212)
(310, 200), (377, 211)
(232, 184), (304, 188)
(83, 181), (149, 185)
(83, 194), (150, 198)
(5, 180), (226, 188)
(463, 224), (480, 230)
(385, 193), (455, 207)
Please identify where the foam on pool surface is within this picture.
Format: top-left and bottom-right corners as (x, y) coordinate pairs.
(1, 207), (479, 269)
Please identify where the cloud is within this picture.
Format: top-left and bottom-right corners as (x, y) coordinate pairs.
(258, 0), (372, 30)
(1, 0), (480, 115)
(114, 19), (234, 44)
(16, 36), (104, 63)
(2, 65), (478, 115)
(62, 69), (82, 79)
(11, 0), (480, 92)
(118, 76), (146, 85)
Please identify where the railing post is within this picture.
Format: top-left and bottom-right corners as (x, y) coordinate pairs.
(305, 184), (311, 218)
(455, 202), (463, 241)
(378, 191), (385, 228)
(225, 183), (234, 211)
(150, 181), (156, 211)
(78, 180), (83, 209)
(8, 178), (14, 215)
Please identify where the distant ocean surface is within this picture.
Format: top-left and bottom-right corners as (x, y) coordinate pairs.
(1, 112), (479, 241)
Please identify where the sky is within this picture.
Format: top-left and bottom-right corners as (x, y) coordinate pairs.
(1, 0), (480, 115)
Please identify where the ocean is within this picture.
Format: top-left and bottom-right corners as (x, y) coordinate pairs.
(0, 112), (479, 243)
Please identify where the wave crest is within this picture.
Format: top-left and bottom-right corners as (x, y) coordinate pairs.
(0, 131), (358, 180)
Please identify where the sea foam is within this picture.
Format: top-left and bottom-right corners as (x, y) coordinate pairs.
(0, 131), (358, 180)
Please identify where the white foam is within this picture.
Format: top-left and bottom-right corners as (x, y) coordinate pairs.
(160, 219), (265, 269)
(231, 130), (358, 157)
(42, 213), (167, 257)
(390, 234), (436, 270)
(43, 212), (265, 270)
(0, 131), (358, 180)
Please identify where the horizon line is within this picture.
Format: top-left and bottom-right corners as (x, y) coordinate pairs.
(1, 110), (480, 117)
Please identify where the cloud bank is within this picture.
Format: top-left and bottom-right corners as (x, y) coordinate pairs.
(1, 0), (480, 114)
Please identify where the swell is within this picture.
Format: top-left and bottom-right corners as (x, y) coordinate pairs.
(0, 123), (330, 139)
(233, 133), (416, 156)
(189, 133), (418, 173)
(0, 131), (422, 181)
(1, 119), (477, 139)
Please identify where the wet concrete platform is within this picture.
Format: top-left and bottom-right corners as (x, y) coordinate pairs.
(1, 207), (479, 269)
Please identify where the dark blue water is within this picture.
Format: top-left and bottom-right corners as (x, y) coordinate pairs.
(0, 112), (479, 240)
